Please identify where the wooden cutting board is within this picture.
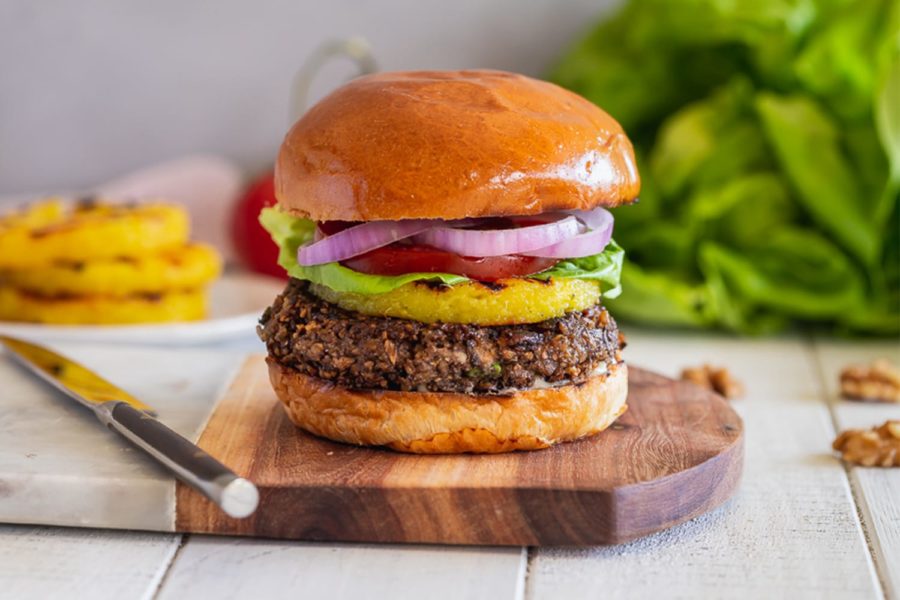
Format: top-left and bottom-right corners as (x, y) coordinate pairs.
(176, 356), (744, 546)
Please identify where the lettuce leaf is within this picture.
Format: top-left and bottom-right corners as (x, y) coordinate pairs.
(259, 208), (624, 296)
(532, 240), (625, 299)
(756, 92), (878, 264)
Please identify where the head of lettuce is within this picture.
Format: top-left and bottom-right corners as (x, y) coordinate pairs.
(550, 0), (900, 335)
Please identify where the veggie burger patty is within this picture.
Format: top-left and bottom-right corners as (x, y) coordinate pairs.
(259, 279), (623, 394)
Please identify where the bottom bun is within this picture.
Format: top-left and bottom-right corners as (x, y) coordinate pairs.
(267, 358), (628, 454)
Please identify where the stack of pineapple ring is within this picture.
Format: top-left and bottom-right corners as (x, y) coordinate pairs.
(0, 197), (222, 325)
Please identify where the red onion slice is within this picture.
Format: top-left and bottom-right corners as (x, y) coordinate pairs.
(298, 206), (614, 267)
(298, 219), (433, 265)
(573, 206), (615, 231)
(523, 207), (614, 258)
(413, 214), (580, 257)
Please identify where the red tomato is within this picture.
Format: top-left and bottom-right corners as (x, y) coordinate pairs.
(343, 244), (558, 282)
(231, 171), (285, 278)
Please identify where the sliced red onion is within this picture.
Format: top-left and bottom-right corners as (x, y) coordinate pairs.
(298, 219), (433, 265)
(573, 206), (615, 231)
(299, 206), (614, 266)
(413, 214), (580, 257)
(523, 207), (614, 258)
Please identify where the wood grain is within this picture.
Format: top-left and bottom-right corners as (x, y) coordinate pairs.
(0, 525), (179, 600)
(813, 338), (900, 600)
(176, 355), (743, 546)
(156, 538), (526, 600)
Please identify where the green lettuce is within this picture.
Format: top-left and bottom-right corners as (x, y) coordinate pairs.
(534, 240), (625, 299)
(259, 208), (624, 296)
(550, 0), (900, 335)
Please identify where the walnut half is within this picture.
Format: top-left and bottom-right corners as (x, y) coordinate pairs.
(680, 364), (744, 399)
(833, 421), (900, 467)
(840, 359), (900, 403)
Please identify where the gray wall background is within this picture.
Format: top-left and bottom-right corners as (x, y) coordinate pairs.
(0, 0), (617, 195)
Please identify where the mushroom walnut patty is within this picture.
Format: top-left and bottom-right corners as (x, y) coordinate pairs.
(259, 279), (623, 394)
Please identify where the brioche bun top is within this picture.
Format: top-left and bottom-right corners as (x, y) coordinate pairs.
(275, 70), (640, 221)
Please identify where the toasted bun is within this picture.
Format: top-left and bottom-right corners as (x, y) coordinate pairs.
(275, 70), (639, 221)
(267, 358), (628, 454)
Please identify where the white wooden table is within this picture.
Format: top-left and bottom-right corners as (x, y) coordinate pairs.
(1, 331), (897, 600)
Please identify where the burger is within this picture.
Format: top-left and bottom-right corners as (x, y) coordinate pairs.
(257, 70), (639, 454)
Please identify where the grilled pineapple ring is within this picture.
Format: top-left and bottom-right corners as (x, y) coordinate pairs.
(310, 278), (602, 325)
(0, 287), (207, 325)
(0, 198), (189, 269)
(1, 243), (222, 296)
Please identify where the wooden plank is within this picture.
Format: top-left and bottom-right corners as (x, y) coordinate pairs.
(527, 332), (881, 599)
(0, 525), (179, 600)
(156, 536), (525, 600)
(0, 343), (242, 531)
(176, 357), (742, 545)
(812, 338), (900, 599)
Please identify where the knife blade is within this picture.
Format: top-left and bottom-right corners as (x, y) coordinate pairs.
(1, 335), (259, 519)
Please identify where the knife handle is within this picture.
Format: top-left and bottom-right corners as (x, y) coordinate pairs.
(102, 402), (258, 519)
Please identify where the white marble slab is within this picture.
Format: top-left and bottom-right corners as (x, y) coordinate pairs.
(0, 342), (243, 531)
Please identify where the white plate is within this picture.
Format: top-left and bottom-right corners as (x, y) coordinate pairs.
(0, 272), (285, 345)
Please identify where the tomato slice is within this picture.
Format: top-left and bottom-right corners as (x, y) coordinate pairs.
(342, 244), (558, 282)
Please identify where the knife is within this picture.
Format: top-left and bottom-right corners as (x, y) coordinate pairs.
(0, 335), (258, 519)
